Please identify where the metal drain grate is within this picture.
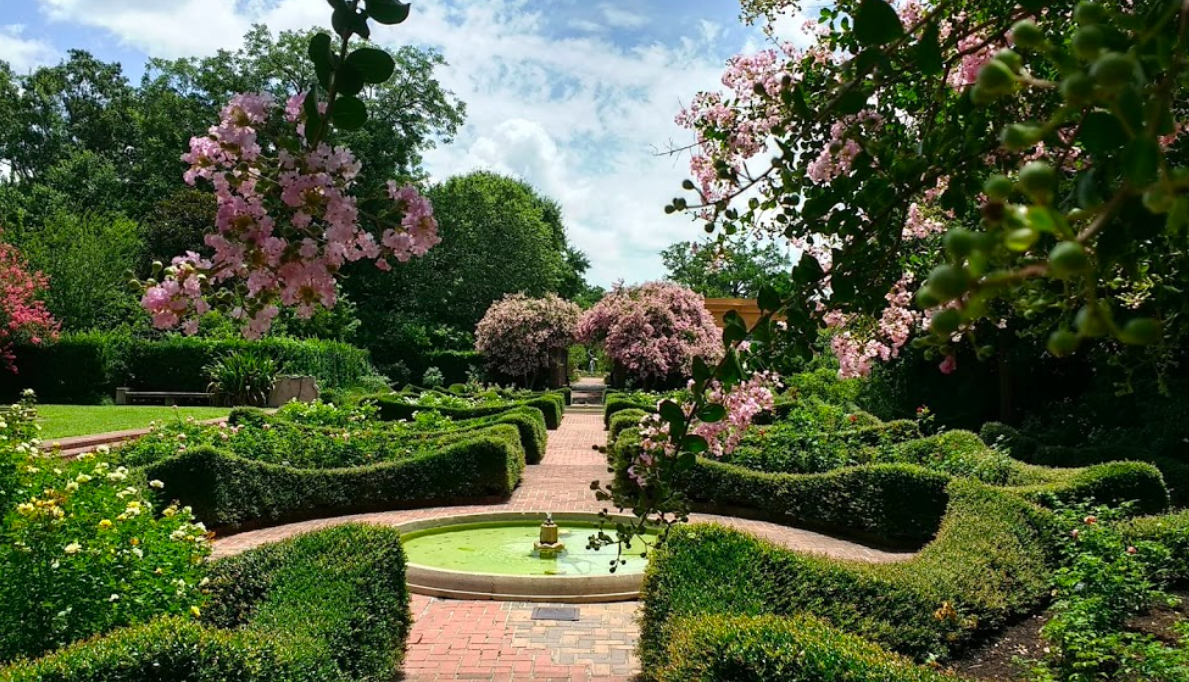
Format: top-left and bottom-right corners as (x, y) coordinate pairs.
(531, 606), (580, 621)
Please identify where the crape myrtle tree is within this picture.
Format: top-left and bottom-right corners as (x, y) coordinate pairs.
(475, 293), (581, 388)
(591, 0), (1189, 563)
(137, 0), (443, 338)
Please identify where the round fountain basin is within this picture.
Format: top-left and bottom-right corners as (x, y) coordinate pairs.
(397, 512), (657, 602)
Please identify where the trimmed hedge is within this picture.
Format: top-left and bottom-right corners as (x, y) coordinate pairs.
(654, 614), (965, 682)
(374, 393), (564, 430)
(0, 333), (374, 403)
(0, 524), (411, 682)
(603, 393), (655, 428)
(608, 408), (649, 447)
(980, 421), (1189, 507)
(640, 480), (1057, 669)
(1120, 510), (1189, 585)
(138, 425), (524, 529)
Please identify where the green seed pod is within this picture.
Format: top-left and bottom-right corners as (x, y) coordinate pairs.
(681, 179), (695, 190)
(926, 264), (972, 302)
(944, 228), (979, 258)
(1060, 73), (1096, 105)
(1119, 317), (1162, 345)
(1072, 25), (1106, 61)
(977, 59), (1017, 94)
(1074, 1), (1107, 25)
(968, 84), (995, 105)
(1090, 52), (1137, 91)
(1075, 304), (1109, 337)
(1010, 20), (1045, 50)
(1143, 186), (1174, 214)
(915, 285), (942, 309)
(1047, 329), (1080, 357)
(983, 174), (1014, 201)
(1049, 241), (1092, 278)
(931, 308), (963, 336)
(1019, 161), (1057, 204)
(994, 49), (1023, 73)
(1005, 227), (1039, 252)
(1000, 123), (1042, 151)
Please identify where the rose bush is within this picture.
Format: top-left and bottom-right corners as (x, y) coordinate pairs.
(0, 394), (210, 663)
(577, 282), (722, 388)
(475, 294), (580, 388)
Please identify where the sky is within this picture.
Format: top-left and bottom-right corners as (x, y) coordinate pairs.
(0, 0), (819, 287)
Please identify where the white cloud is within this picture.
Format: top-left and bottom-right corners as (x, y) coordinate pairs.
(29, 0), (745, 286)
(598, 4), (648, 30)
(0, 24), (57, 72)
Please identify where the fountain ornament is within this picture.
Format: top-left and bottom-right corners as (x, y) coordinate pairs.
(533, 512), (566, 557)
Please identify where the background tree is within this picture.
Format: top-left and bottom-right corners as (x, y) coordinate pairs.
(661, 235), (791, 298)
(475, 294), (580, 388)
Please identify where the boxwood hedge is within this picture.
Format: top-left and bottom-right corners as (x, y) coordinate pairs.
(653, 613), (964, 682)
(1120, 510), (1189, 585)
(139, 424), (525, 530)
(0, 524), (411, 682)
(374, 392), (564, 430)
(639, 480), (1057, 669)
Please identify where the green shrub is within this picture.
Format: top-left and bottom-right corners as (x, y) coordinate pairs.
(205, 350), (279, 407)
(608, 408), (649, 447)
(1120, 510), (1189, 585)
(654, 614), (964, 682)
(374, 393), (563, 430)
(0, 332), (127, 404)
(604, 393), (656, 428)
(888, 430), (1056, 486)
(727, 418), (921, 475)
(420, 350), (482, 386)
(1, 524), (411, 682)
(138, 426), (524, 529)
(640, 480), (1056, 668)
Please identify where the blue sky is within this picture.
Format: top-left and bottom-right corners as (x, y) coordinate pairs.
(0, 1), (817, 286)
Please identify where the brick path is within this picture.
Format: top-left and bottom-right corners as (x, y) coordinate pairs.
(213, 402), (913, 681)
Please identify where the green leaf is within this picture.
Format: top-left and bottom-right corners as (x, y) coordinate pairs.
(681, 435), (708, 454)
(835, 88), (870, 115)
(757, 285), (781, 313)
(658, 399), (685, 424)
(692, 356), (711, 385)
(335, 62), (365, 97)
(676, 451), (697, 471)
(1123, 136), (1160, 186)
(854, 0), (904, 46)
(916, 21), (943, 75)
(1080, 112), (1126, 156)
(718, 349), (743, 386)
(302, 87), (322, 138)
(366, 0), (411, 24)
(699, 403), (727, 423)
(331, 7), (354, 37)
(308, 33), (334, 90)
(347, 47), (396, 84)
(1168, 196), (1189, 235)
(332, 95), (368, 131)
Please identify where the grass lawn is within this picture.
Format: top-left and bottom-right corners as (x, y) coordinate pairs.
(36, 405), (231, 440)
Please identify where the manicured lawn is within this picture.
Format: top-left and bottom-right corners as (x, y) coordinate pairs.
(36, 405), (231, 440)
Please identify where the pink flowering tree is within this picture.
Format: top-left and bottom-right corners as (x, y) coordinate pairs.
(576, 282), (722, 389)
(139, 0), (440, 338)
(474, 294), (581, 389)
(0, 239), (58, 371)
(593, 0), (1189, 563)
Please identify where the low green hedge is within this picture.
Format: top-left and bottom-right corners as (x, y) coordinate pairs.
(604, 393), (654, 428)
(980, 422), (1189, 507)
(653, 614), (965, 682)
(374, 393), (564, 430)
(640, 480), (1057, 669)
(139, 425), (524, 529)
(1120, 510), (1189, 585)
(1, 524), (411, 682)
(607, 408), (649, 447)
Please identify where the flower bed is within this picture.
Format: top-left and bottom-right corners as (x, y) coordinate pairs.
(1, 524), (411, 682)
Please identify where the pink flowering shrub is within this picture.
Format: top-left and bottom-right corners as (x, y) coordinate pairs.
(576, 282), (722, 387)
(474, 294), (581, 387)
(0, 238), (58, 371)
(142, 92), (439, 338)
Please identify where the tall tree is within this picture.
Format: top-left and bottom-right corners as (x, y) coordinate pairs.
(661, 236), (791, 298)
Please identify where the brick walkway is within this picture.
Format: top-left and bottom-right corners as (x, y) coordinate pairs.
(212, 406), (913, 681)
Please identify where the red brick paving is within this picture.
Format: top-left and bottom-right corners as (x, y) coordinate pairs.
(213, 399), (913, 680)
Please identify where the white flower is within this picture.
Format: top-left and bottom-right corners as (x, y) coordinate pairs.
(64, 542), (81, 555)
(109, 594), (120, 602)
(149, 480), (164, 489)
(131, 547), (143, 559)
(65, 481), (79, 492)
(96, 445), (110, 455)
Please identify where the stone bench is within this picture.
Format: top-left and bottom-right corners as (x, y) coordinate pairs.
(115, 388), (212, 406)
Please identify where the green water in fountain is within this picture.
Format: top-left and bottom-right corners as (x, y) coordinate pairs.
(402, 521), (656, 576)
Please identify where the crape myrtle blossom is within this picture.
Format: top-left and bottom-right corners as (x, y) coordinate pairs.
(628, 371), (780, 485)
(475, 294), (581, 384)
(142, 92), (440, 338)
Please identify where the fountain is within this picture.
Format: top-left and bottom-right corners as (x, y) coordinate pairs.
(397, 511), (657, 602)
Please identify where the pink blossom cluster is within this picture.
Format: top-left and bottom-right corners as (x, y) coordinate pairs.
(0, 238), (59, 371)
(826, 273), (921, 378)
(474, 294), (581, 383)
(690, 371), (781, 458)
(807, 111), (883, 184)
(628, 372), (780, 485)
(143, 92), (440, 338)
(576, 282), (723, 384)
